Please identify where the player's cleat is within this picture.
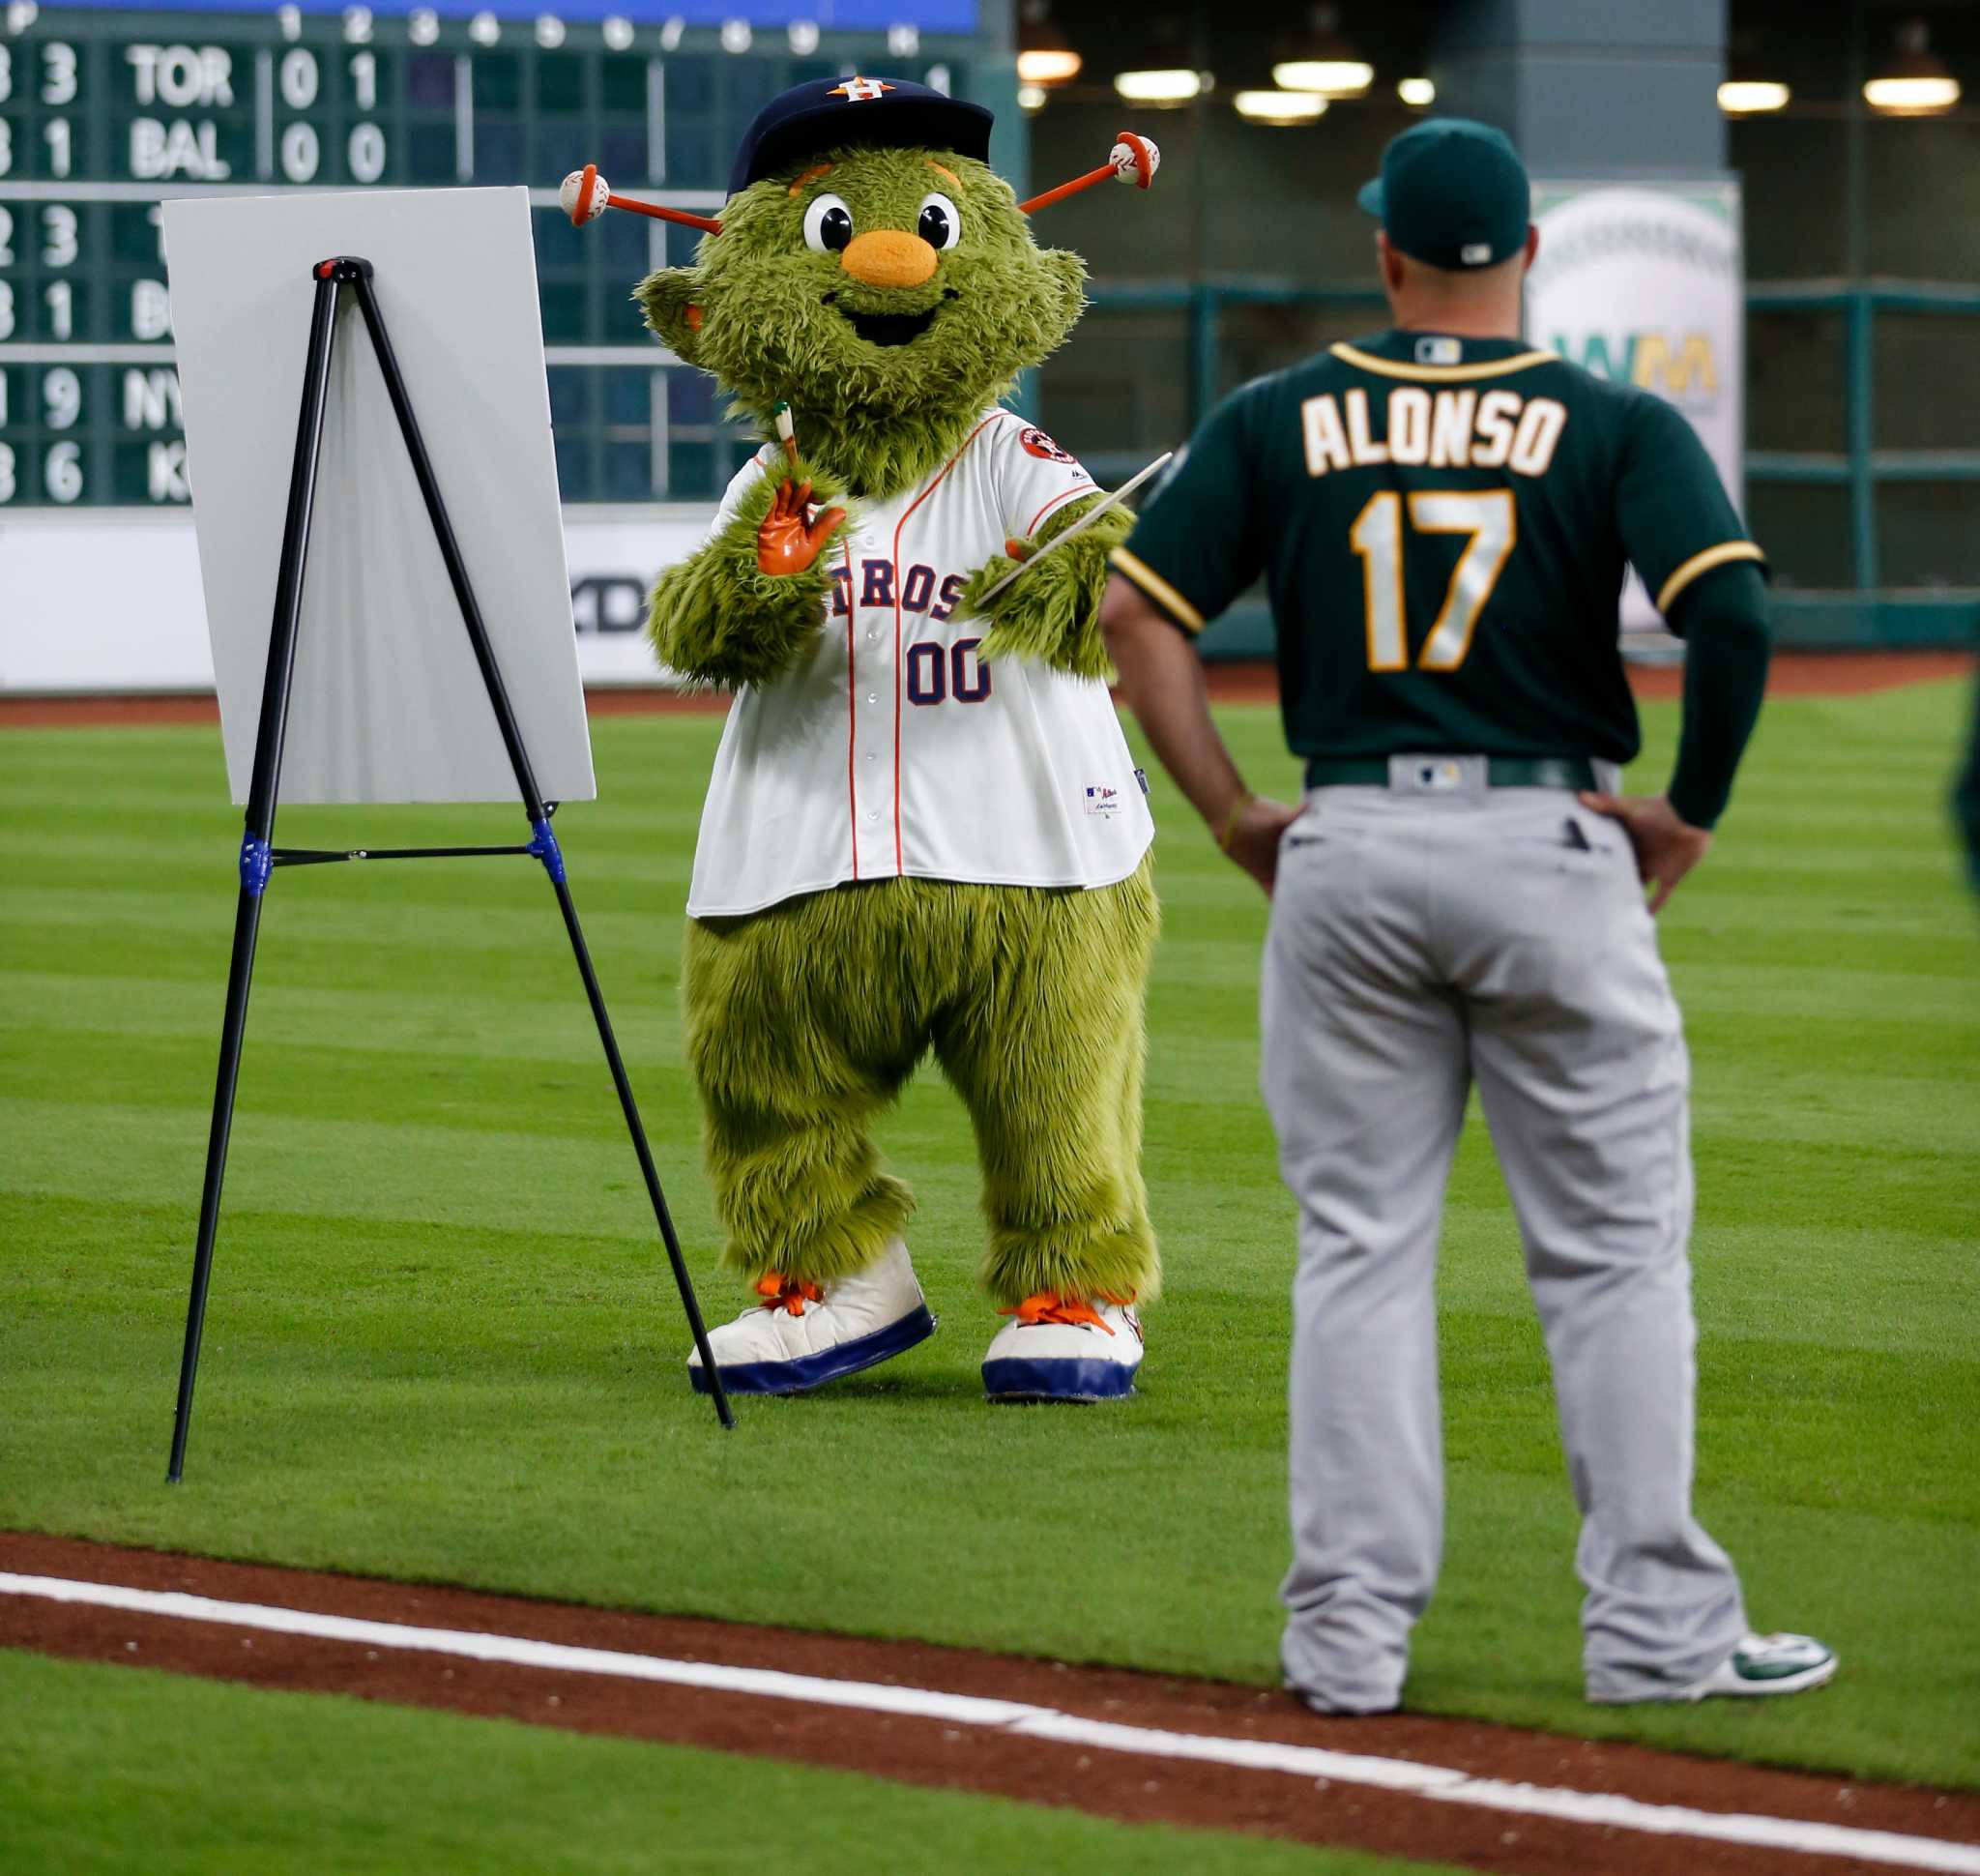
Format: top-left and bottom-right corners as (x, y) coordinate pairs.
(1674, 1632), (1839, 1701)
(981, 1292), (1143, 1402)
(687, 1238), (935, 1394)
(1592, 1632), (1839, 1704)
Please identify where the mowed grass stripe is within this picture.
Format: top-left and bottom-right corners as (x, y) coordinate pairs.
(2, 688), (1976, 1795)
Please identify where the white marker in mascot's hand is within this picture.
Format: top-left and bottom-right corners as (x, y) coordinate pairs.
(974, 451), (1174, 608)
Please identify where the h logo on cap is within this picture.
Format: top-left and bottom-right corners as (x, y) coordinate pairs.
(830, 77), (895, 103)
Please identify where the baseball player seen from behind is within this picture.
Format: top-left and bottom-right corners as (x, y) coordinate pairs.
(1098, 118), (1838, 1713)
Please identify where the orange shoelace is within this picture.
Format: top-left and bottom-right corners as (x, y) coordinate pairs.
(999, 1291), (1135, 1335)
(754, 1273), (824, 1317)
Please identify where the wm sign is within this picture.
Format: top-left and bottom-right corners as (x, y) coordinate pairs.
(1553, 333), (1720, 395)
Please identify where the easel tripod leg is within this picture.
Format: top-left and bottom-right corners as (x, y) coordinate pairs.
(350, 268), (733, 1428)
(543, 872), (736, 1429)
(166, 262), (341, 1481)
(168, 889), (267, 1481)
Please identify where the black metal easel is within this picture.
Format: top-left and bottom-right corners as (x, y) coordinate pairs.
(167, 255), (733, 1480)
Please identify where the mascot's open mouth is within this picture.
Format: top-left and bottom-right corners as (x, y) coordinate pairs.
(838, 305), (939, 347)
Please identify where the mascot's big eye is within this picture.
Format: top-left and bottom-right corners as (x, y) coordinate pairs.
(802, 192), (856, 253)
(917, 192), (962, 250)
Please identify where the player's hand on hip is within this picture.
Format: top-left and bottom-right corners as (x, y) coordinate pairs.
(756, 478), (848, 576)
(1578, 791), (1712, 915)
(1223, 796), (1304, 895)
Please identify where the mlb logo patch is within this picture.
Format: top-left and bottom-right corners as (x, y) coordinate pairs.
(1084, 784), (1121, 818)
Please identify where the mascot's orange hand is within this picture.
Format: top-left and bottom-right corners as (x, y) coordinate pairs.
(757, 478), (847, 576)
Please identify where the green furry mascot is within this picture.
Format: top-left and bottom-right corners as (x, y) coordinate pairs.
(636, 78), (1161, 1401)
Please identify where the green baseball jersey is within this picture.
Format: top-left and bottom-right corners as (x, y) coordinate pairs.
(1113, 328), (1764, 767)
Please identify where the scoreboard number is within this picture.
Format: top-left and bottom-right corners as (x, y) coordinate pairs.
(44, 205), (78, 268)
(44, 366), (81, 429)
(45, 438), (82, 503)
(42, 41), (78, 106)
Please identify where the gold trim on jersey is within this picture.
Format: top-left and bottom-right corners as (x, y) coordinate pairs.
(1327, 341), (1558, 383)
(1654, 540), (1766, 614)
(1110, 546), (1206, 632)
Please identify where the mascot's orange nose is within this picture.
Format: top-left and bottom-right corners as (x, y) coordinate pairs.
(839, 228), (939, 289)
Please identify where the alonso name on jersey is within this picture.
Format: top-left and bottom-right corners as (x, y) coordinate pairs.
(685, 408), (1155, 920)
(1298, 383), (1569, 479)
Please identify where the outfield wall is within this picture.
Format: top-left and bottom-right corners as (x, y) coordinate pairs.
(0, 505), (713, 693)
(5, 506), (1972, 693)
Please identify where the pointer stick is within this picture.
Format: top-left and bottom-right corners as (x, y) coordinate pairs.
(975, 452), (1174, 608)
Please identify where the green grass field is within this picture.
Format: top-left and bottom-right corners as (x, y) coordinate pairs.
(3, 681), (1977, 1812)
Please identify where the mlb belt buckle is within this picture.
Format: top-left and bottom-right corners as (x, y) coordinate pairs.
(1402, 756), (1469, 794)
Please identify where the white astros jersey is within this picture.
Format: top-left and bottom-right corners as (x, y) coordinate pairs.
(684, 407), (1155, 919)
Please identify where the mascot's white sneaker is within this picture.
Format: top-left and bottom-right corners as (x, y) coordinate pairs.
(981, 1293), (1143, 1403)
(687, 1238), (936, 1395)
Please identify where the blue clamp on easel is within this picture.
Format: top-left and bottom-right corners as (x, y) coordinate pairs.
(527, 816), (566, 885)
(239, 834), (274, 896)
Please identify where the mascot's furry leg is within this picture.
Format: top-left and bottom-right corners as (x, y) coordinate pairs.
(933, 857), (1160, 1403)
(681, 891), (935, 1396)
(681, 864), (1158, 1401)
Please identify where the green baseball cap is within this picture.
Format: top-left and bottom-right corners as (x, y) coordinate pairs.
(1356, 118), (1530, 271)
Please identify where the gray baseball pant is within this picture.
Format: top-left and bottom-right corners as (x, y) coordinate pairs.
(1261, 764), (1748, 1711)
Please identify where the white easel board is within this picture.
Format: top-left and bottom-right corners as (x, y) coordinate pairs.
(163, 188), (597, 806)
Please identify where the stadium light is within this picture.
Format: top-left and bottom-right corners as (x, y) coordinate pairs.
(1017, 1), (1082, 88)
(1397, 76), (1435, 108)
(1272, 4), (1372, 99)
(468, 11), (500, 47)
(1865, 19), (1961, 116)
(720, 17), (752, 53)
(1114, 69), (1209, 105)
(1235, 89), (1327, 125)
(409, 8), (440, 47)
(535, 14), (566, 49)
(787, 19), (820, 55)
(602, 15), (635, 52)
(1717, 79), (1790, 115)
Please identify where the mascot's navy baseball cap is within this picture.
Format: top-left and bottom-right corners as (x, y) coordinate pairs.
(1356, 118), (1530, 270)
(728, 76), (995, 197)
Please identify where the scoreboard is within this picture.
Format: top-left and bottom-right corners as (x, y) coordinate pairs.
(0, 3), (1002, 513)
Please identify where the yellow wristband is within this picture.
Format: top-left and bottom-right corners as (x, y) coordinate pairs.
(1216, 792), (1255, 853)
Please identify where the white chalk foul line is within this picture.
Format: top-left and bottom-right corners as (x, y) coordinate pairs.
(4, 1572), (1974, 1875)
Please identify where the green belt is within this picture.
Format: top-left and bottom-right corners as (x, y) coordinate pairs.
(1303, 755), (1599, 792)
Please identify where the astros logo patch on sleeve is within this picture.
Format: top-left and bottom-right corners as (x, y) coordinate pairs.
(1018, 425), (1078, 464)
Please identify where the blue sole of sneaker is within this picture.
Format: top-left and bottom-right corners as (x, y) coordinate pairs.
(981, 1355), (1139, 1402)
(688, 1304), (937, 1395)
